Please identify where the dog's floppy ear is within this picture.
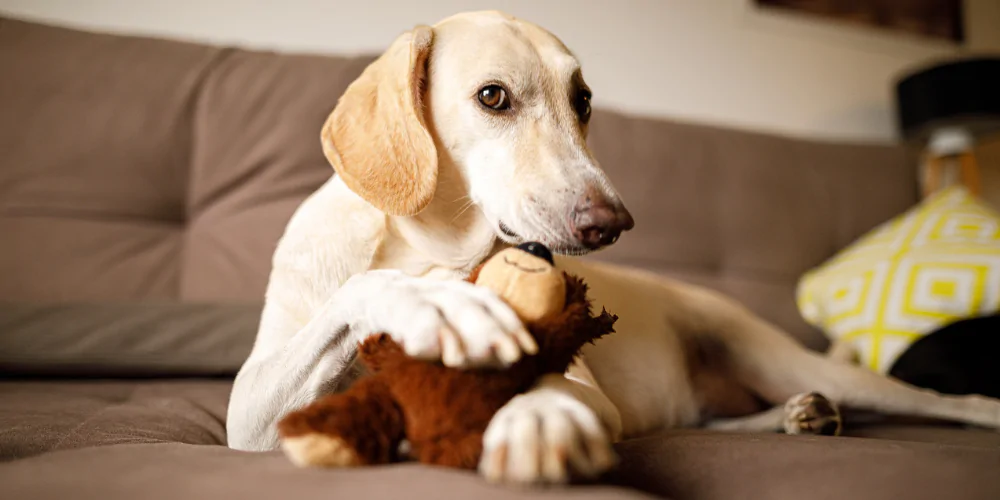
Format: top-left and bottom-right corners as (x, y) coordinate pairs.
(321, 26), (436, 216)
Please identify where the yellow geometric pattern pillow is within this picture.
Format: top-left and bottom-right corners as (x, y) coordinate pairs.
(796, 186), (1000, 373)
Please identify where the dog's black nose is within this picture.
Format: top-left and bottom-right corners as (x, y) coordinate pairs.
(569, 187), (634, 250)
(516, 241), (554, 265)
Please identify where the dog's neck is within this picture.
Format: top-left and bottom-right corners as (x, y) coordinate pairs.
(373, 160), (509, 280)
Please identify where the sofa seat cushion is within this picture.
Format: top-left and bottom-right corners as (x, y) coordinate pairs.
(0, 441), (655, 500)
(3, 380), (1000, 500)
(611, 428), (1000, 500)
(0, 380), (231, 460)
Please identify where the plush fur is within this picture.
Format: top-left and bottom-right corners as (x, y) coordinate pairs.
(276, 265), (617, 469)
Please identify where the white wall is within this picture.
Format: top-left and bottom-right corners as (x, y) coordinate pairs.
(2, 0), (998, 144)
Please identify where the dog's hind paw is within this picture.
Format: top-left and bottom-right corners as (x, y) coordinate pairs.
(783, 392), (842, 436)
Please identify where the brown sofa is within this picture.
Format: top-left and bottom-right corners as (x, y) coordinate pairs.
(2, 16), (999, 500)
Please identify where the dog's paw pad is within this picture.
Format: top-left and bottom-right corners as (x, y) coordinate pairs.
(783, 392), (842, 436)
(281, 434), (362, 468)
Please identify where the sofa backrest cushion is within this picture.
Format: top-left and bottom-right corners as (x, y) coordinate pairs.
(0, 17), (372, 303)
(584, 113), (918, 347)
(0, 17), (918, 348)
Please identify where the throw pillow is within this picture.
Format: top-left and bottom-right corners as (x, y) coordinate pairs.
(796, 186), (1000, 373)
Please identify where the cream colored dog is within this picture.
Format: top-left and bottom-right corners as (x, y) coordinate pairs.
(227, 10), (1000, 485)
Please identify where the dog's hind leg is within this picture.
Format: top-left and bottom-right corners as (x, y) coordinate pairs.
(706, 392), (842, 435)
(672, 284), (1000, 431)
(719, 307), (1000, 430)
(705, 405), (785, 432)
(825, 339), (860, 365)
(704, 333), (851, 435)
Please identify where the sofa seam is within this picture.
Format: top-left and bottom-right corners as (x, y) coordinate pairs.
(46, 385), (140, 454)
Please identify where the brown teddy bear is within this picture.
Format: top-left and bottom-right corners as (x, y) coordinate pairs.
(276, 242), (617, 470)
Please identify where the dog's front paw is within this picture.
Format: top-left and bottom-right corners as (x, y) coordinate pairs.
(349, 272), (537, 369)
(783, 392), (842, 436)
(479, 387), (617, 486)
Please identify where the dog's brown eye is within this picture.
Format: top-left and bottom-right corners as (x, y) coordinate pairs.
(478, 85), (510, 110)
(575, 89), (592, 122)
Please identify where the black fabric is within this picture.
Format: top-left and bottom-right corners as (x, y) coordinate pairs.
(889, 314), (1000, 398)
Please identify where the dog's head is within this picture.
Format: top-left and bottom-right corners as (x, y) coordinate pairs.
(322, 10), (633, 255)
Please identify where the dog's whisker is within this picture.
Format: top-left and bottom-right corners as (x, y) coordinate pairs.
(524, 199), (560, 239)
(451, 199), (476, 223)
(518, 199), (562, 245)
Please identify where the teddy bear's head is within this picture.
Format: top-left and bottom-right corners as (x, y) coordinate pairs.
(464, 242), (617, 377)
(473, 242), (567, 324)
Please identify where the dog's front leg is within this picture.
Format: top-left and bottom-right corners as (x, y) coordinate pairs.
(228, 269), (537, 451)
(227, 270), (401, 452)
(479, 357), (621, 485)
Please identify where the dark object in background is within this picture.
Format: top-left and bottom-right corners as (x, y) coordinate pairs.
(889, 314), (1000, 399)
(755, 0), (965, 43)
(895, 57), (1000, 145)
(894, 56), (1000, 197)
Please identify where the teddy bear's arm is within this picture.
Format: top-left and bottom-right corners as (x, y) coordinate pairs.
(532, 304), (618, 376)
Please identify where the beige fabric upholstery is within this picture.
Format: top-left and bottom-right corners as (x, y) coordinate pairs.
(584, 113), (918, 348)
(0, 17), (917, 351)
(0, 303), (259, 376)
(2, 379), (998, 500)
(0, 17), (373, 303)
(6, 16), (986, 500)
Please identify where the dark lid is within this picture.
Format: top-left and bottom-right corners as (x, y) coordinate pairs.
(895, 57), (1000, 142)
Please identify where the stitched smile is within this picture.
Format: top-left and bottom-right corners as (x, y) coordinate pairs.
(503, 256), (547, 273)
